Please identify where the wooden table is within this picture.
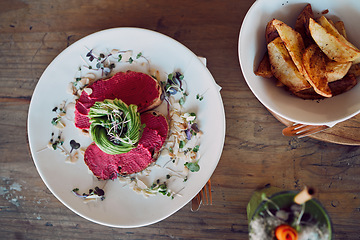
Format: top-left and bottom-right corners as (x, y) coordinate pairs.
(1, 0), (359, 239)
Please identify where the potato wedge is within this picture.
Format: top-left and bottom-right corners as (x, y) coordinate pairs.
(309, 18), (360, 62)
(266, 19), (279, 44)
(295, 4), (314, 47)
(315, 17), (352, 81)
(348, 63), (360, 77)
(317, 16), (360, 52)
(302, 44), (332, 97)
(294, 74), (358, 99)
(330, 18), (360, 64)
(272, 19), (309, 79)
(334, 21), (347, 39)
(330, 74), (358, 96)
(254, 52), (273, 78)
(325, 60), (352, 82)
(268, 37), (310, 92)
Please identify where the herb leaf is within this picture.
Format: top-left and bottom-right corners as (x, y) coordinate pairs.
(192, 145), (200, 153)
(179, 97), (185, 105)
(184, 161), (200, 172)
(70, 140), (81, 153)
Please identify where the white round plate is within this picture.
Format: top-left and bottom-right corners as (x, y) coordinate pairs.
(27, 28), (225, 228)
(239, 0), (360, 126)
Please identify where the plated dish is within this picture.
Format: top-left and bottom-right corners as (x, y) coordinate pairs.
(27, 28), (225, 227)
(239, 0), (360, 126)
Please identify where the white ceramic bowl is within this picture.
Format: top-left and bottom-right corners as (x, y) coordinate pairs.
(239, 0), (360, 126)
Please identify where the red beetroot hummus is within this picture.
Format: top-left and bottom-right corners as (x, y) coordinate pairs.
(75, 71), (162, 129)
(77, 71), (167, 179)
(84, 111), (169, 179)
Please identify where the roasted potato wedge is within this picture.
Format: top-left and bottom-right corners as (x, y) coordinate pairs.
(302, 44), (332, 97)
(295, 4), (314, 47)
(294, 74), (358, 99)
(268, 37), (310, 92)
(272, 19), (309, 80)
(325, 60), (352, 82)
(317, 16), (360, 51)
(348, 63), (360, 77)
(334, 21), (347, 39)
(330, 74), (358, 96)
(254, 52), (273, 78)
(309, 18), (360, 62)
(266, 19), (279, 44)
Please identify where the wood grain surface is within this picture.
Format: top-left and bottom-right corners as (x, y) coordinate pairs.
(1, 0), (360, 239)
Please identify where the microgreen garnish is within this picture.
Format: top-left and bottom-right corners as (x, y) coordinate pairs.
(69, 140), (80, 153)
(86, 49), (95, 62)
(179, 140), (185, 149)
(184, 161), (200, 172)
(192, 145), (200, 153)
(161, 72), (186, 107)
(72, 186), (105, 201)
(49, 132), (64, 150)
(128, 57), (134, 64)
(148, 180), (174, 199)
(118, 54), (122, 62)
(179, 97), (185, 106)
(196, 94), (204, 101)
(136, 52), (142, 59)
(51, 139), (64, 150)
(51, 117), (61, 126)
(83, 48), (116, 77)
(50, 102), (67, 128)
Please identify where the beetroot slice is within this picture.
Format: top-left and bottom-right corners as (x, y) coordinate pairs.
(140, 111), (169, 143)
(74, 71), (161, 129)
(83, 111), (169, 179)
(84, 143), (153, 180)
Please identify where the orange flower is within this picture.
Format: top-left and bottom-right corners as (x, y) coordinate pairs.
(275, 224), (298, 240)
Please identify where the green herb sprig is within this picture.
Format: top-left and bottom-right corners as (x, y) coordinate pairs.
(72, 186), (105, 201)
(184, 161), (200, 172)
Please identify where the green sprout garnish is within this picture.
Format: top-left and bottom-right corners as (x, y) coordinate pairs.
(184, 161), (200, 172)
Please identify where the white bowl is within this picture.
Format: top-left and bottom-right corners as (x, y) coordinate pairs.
(239, 0), (360, 126)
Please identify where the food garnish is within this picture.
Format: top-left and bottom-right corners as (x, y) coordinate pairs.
(48, 132), (64, 151)
(72, 186), (105, 202)
(161, 72), (187, 108)
(51, 102), (67, 129)
(275, 224), (298, 240)
(162, 95), (202, 172)
(196, 94), (204, 101)
(69, 140), (80, 153)
(184, 161), (200, 172)
(88, 99), (143, 155)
